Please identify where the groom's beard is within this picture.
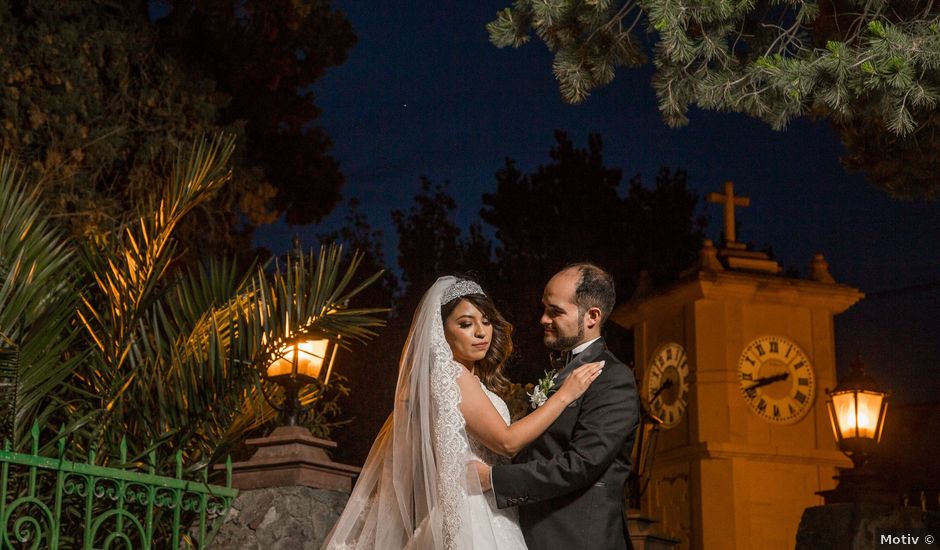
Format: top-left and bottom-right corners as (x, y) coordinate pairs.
(543, 321), (584, 352)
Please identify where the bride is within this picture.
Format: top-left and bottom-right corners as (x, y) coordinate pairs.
(322, 276), (603, 550)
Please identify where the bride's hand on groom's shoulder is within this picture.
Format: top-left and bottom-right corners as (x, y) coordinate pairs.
(557, 361), (605, 404)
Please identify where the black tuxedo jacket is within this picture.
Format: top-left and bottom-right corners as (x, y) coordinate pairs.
(492, 338), (638, 550)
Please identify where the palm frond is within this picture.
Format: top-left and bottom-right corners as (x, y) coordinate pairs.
(0, 344), (16, 442)
(3, 132), (390, 480)
(0, 154), (81, 448)
(78, 134), (236, 369)
(67, 132), (387, 469)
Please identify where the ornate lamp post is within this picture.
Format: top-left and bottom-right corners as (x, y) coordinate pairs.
(796, 356), (901, 549)
(207, 240), (392, 548)
(826, 355), (889, 469)
(817, 355), (891, 504)
(264, 334), (339, 426)
(226, 331), (360, 493)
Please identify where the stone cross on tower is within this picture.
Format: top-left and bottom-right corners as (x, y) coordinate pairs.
(707, 181), (750, 245)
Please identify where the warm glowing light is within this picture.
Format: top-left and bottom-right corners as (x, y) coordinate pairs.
(825, 355), (888, 471)
(829, 390), (886, 441)
(266, 339), (330, 380)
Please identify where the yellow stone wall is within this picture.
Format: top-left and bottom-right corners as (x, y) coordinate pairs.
(616, 271), (861, 549)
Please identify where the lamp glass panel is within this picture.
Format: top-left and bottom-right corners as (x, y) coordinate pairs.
(826, 399), (841, 442)
(266, 339), (330, 379)
(853, 391), (885, 439)
(830, 390), (884, 440)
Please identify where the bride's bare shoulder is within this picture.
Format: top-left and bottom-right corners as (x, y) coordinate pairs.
(453, 362), (480, 381)
(456, 366), (488, 398)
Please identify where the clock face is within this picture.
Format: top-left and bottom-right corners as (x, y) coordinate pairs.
(644, 342), (691, 429)
(737, 336), (816, 424)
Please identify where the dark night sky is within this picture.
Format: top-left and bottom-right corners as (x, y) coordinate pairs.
(256, 1), (940, 405)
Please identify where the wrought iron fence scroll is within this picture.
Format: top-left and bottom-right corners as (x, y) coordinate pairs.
(0, 421), (237, 549)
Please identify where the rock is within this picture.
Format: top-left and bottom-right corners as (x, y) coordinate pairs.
(796, 503), (938, 550)
(208, 486), (349, 550)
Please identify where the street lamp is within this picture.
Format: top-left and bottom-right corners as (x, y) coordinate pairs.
(826, 355), (889, 469)
(220, 239), (384, 494)
(264, 335), (339, 426)
(227, 332), (359, 492)
(817, 354), (892, 505)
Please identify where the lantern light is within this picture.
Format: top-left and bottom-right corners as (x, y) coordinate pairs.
(266, 338), (332, 381)
(825, 355), (888, 469)
(262, 333), (340, 427)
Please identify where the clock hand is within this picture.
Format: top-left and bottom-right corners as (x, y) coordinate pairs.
(650, 378), (674, 401)
(743, 372), (789, 391)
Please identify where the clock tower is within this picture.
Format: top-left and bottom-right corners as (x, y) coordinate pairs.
(611, 182), (863, 549)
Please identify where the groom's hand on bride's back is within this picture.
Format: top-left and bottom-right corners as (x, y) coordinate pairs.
(468, 460), (493, 491)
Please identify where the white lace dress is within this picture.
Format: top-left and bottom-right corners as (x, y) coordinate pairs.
(463, 379), (528, 550)
(322, 276), (528, 550)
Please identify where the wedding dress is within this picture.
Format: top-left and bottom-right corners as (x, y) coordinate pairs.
(322, 276), (528, 550)
(465, 378), (528, 550)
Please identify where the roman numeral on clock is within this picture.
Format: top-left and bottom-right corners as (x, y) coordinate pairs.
(739, 337), (815, 424)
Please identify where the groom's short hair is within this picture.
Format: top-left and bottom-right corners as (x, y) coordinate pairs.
(566, 263), (616, 326)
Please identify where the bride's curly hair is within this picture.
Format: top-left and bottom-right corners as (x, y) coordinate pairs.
(441, 291), (514, 398)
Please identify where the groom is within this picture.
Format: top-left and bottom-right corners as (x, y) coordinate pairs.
(477, 263), (639, 550)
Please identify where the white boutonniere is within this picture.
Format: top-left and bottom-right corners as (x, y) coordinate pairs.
(528, 369), (558, 409)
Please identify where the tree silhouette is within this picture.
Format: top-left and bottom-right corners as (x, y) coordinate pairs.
(481, 131), (706, 381)
(317, 199), (401, 464)
(393, 177), (498, 313)
(0, 0), (354, 256)
(329, 133), (707, 465)
(157, 0), (356, 224)
(331, 180), (497, 462)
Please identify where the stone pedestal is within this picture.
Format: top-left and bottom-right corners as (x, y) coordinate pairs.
(208, 425), (360, 549)
(626, 510), (680, 550)
(208, 486), (349, 550)
(816, 466), (897, 506)
(228, 425), (360, 492)
(796, 503), (936, 550)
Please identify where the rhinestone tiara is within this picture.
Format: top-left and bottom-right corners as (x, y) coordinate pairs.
(441, 279), (485, 305)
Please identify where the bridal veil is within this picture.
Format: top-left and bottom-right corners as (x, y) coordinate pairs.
(322, 276), (500, 550)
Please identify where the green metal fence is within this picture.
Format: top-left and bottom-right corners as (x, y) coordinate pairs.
(0, 346), (15, 441)
(0, 422), (237, 549)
